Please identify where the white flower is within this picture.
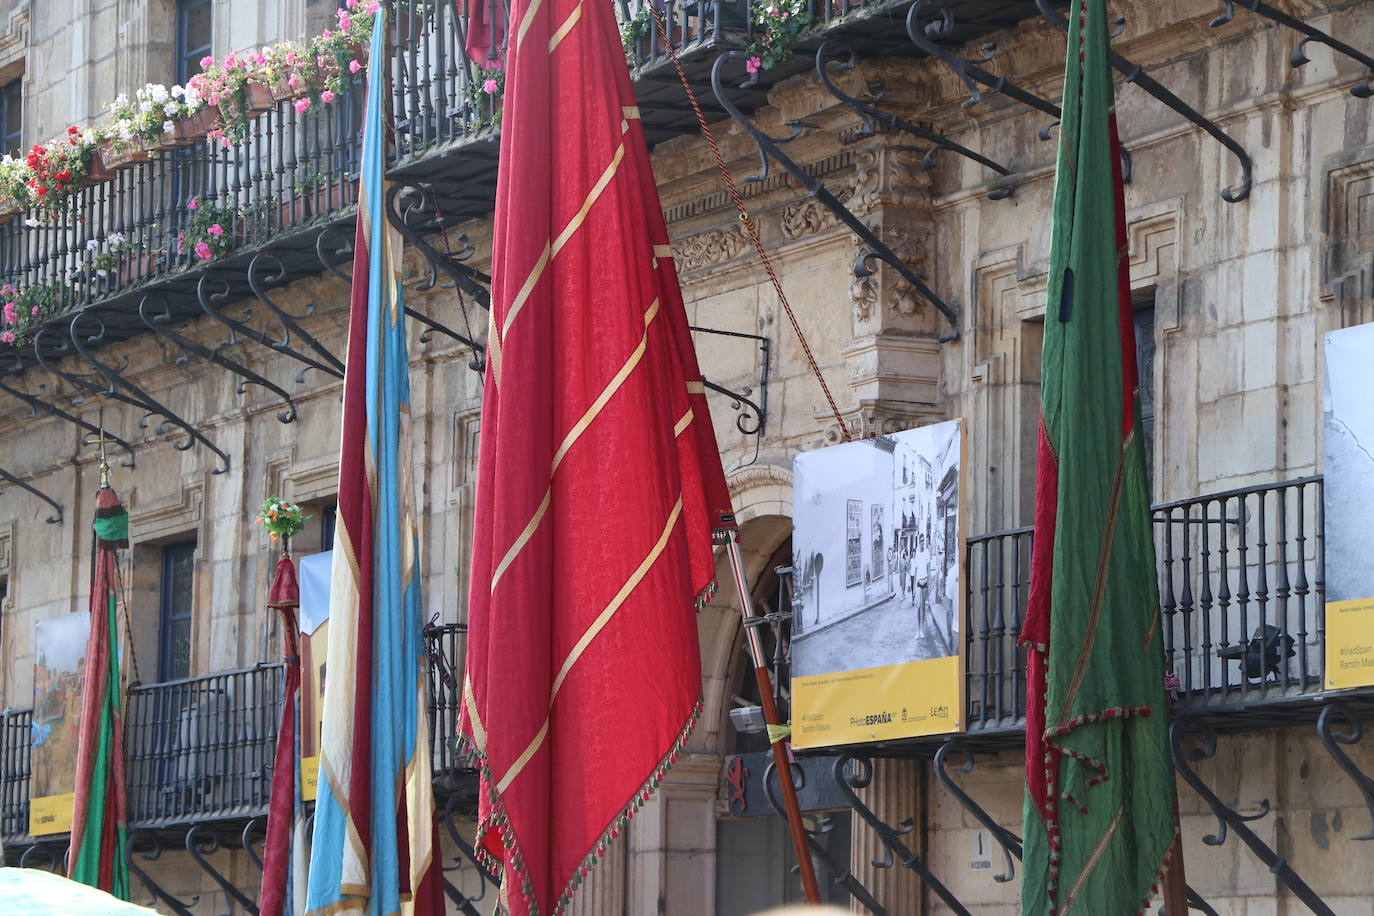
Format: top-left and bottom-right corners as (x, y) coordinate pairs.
(106, 232), (125, 244)
(162, 120), (175, 133)
(97, 269), (108, 277)
(81, 130), (97, 145)
(170, 84), (185, 98)
(24, 217), (38, 228)
(139, 101), (154, 113)
(149, 84), (169, 103)
(164, 102), (179, 117)
(115, 93), (128, 105)
(86, 238), (100, 250)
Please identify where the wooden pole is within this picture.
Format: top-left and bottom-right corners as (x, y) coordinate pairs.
(722, 532), (823, 905)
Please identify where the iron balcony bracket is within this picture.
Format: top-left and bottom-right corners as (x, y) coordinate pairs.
(0, 375), (137, 467)
(1170, 720), (1335, 916)
(247, 251), (347, 378)
(385, 182), (493, 310)
(35, 318), (231, 475)
(1035, 0), (1253, 202)
(1316, 703), (1374, 840)
(127, 834), (200, 916)
(186, 822), (261, 916)
(711, 52), (962, 340)
(439, 792), (500, 916)
(18, 840), (65, 871)
(834, 753), (973, 916)
(0, 465), (63, 523)
(689, 325), (769, 437)
(762, 759), (887, 914)
(907, 1), (1062, 122)
(1212, 1), (1374, 98)
(140, 294), (299, 424)
(198, 273), (342, 386)
(933, 742), (1020, 883)
(814, 41), (1018, 200)
(930, 742), (1219, 914)
(327, 209), (488, 372)
(241, 814), (268, 873)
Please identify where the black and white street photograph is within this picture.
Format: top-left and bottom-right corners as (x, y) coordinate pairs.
(791, 419), (962, 679)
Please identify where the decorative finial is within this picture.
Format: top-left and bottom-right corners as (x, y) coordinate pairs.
(98, 426), (110, 488)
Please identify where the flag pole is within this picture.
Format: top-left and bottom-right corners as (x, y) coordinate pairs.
(1162, 831), (1188, 913)
(722, 532), (822, 905)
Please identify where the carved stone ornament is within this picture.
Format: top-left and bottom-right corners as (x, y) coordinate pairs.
(780, 196), (843, 241)
(820, 399), (944, 445)
(672, 223), (749, 273)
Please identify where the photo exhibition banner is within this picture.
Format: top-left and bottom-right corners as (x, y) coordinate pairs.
(1324, 322), (1374, 689)
(29, 610), (91, 835)
(791, 419), (965, 748)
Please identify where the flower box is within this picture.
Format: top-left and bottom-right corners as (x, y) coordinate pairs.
(98, 142), (149, 173)
(221, 81), (275, 124)
(0, 195), (23, 219)
(180, 104), (221, 141)
(84, 152), (117, 185)
(267, 77), (304, 103)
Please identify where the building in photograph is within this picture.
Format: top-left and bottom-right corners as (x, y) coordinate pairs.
(0, 0), (1372, 912)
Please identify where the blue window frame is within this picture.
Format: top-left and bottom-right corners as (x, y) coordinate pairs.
(176, 0), (213, 86)
(0, 79), (20, 157)
(158, 542), (196, 682)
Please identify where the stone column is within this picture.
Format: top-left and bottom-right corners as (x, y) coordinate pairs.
(828, 137), (945, 442)
(849, 756), (924, 913)
(568, 834), (627, 916)
(626, 753), (722, 916)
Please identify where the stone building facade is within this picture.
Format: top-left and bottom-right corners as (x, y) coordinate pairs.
(1, 0), (1373, 913)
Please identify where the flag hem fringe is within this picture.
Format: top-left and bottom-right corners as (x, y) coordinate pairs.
(459, 696), (704, 916)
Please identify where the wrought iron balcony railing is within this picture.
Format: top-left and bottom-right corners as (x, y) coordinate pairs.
(965, 476), (1327, 736)
(1, 624), (471, 847)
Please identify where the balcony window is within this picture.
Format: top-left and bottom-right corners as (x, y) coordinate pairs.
(0, 79), (20, 157)
(158, 542), (196, 682)
(176, 0), (213, 85)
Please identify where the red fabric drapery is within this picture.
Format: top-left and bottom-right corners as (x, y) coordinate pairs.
(456, 0), (733, 909)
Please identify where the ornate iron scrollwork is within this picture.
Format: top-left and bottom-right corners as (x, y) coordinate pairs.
(933, 742), (1020, 883)
(1212, 1), (1374, 98)
(688, 325), (769, 437)
(18, 840), (65, 872)
(711, 52), (961, 339)
(0, 465), (63, 523)
(814, 41), (1018, 200)
(140, 294), (298, 423)
(35, 314), (231, 474)
(762, 760), (886, 914)
(247, 251), (346, 378)
(833, 753), (972, 915)
(1034, 0), (1252, 202)
(439, 792), (500, 916)
(128, 833), (200, 916)
(0, 373), (136, 467)
(1170, 719), (1334, 915)
(1316, 703), (1374, 841)
(186, 822), (260, 916)
(196, 273), (340, 386)
(241, 814), (269, 872)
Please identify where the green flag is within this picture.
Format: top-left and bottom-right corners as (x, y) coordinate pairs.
(1019, 0), (1177, 912)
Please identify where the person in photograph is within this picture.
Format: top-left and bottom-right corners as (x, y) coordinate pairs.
(914, 532), (931, 627)
(943, 548), (959, 653)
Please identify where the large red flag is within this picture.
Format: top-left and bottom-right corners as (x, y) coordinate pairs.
(258, 555), (300, 916)
(456, 0), (734, 909)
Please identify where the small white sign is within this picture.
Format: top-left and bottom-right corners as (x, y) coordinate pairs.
(969, 830), (993, 872)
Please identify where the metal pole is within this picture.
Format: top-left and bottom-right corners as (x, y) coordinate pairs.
(722, 532), (822, 905)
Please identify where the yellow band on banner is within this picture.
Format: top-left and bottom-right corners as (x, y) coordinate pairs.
(1325, 597), (1374, 690)
(791, 655), (961, 749)
(29, 792), (74, 836)
(301, 754), (320, 802)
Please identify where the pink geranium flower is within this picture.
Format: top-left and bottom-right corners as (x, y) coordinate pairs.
(349, 60), (362, 73)
(207, 223), (225, 237)
(295, 97), (312, 114)
(187, 198), (199, 211)
(321, 90), (336, 104)
(2, 302), (14, 325)
(30, 306), (39, 316)
(195, 241), (213, 259)
(746, 55), (762, 74)
(338, 12), (352, 29)
(1, 332), (14, 344)
(483, 78), (498, 94)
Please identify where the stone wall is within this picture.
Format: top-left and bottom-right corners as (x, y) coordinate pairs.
(3, 0), (1374, 912)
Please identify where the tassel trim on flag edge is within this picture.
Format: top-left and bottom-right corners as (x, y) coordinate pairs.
(458, 696), (704, 916)
(1033, 701), (1163, 916)
(1139, 824), (1182, 916)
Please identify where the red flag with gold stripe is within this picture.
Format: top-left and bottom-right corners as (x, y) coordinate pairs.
(455, 0), (734, 910)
